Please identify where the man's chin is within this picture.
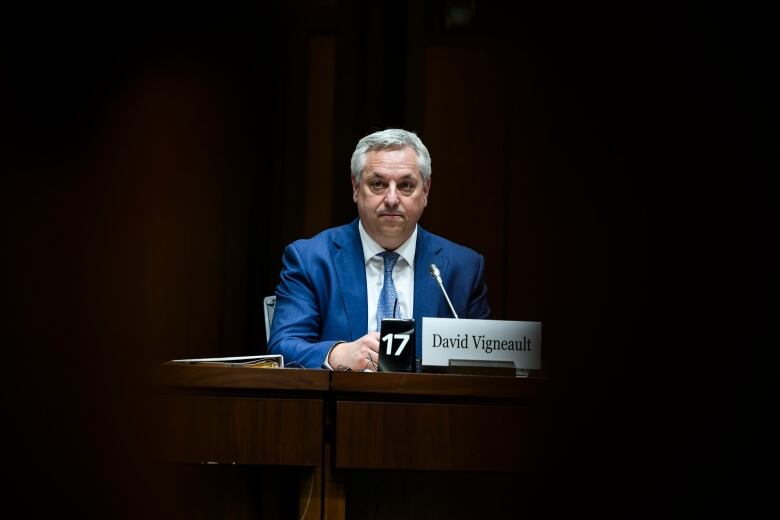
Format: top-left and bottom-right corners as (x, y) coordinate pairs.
(378, 222), (405, 234)
(374, 224), (411, 247)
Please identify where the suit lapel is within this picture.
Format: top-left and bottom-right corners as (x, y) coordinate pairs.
(413, 227), (447, 322)
(332, 221), (367, 340)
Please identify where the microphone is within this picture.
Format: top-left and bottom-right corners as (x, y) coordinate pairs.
(429, 264), (459, 319)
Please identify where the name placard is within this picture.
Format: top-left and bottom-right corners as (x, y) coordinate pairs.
(422, 317), (541, 370)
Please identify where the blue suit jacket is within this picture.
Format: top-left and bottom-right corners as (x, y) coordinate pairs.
(268, 220), (490, 368)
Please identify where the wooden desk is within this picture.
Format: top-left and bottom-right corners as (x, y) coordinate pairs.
(154, 365), (329, 519)
(328, 371), (544, 519)
(155, 366), (545, 519)
(331, 371), (541, 470)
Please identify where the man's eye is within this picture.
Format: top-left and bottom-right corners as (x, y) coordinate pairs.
(399, 183), (415, 193)
(370, 181), (385, 191)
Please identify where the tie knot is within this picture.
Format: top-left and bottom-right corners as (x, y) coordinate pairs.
(378, 251), (400, 273)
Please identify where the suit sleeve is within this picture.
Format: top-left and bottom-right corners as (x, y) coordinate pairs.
(267, 243), (337, 368)
(466, 254), (491, 319)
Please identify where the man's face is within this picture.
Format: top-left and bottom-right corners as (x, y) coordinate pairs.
(352, 147), (431, 251)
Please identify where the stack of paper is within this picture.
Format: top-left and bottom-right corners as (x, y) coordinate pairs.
(169, 354), (284, 368)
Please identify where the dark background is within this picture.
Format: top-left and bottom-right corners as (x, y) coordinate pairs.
(3, 1), (775, 517)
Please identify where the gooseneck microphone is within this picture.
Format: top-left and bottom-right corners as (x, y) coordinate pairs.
(429, 264), (459, 319)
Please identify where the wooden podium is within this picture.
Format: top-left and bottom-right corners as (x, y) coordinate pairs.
(155, 365), (546, 519)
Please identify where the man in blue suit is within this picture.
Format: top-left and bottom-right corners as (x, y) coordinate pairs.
(268, 129), (490, 370)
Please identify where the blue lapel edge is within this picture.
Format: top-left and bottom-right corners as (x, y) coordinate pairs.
(331, 220), (367, 341)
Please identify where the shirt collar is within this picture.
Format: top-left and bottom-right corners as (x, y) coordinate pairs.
(358, 220), (417, 268)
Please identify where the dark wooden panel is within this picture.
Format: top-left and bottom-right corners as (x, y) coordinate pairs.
(157, 395), (323, 466)
(155, 365), (330, 392)
(151, 464), (304, 520)
(331, 371), (543, 400)
(343, 469), (533, 520)
(421, 45), (509, 320)
(335, 401), (529, 471)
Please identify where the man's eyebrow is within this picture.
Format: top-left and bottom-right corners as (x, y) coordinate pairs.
(366, 172), (417, 180)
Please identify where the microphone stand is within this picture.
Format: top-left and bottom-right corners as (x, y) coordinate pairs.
(429, 264), (459, 319)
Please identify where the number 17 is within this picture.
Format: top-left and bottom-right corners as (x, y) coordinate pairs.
(381, 333), (410, 356)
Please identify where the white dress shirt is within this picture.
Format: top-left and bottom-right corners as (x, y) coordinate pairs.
(358, 220), (417, 332)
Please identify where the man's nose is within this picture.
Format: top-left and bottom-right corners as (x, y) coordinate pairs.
(384, 184), (400, 206)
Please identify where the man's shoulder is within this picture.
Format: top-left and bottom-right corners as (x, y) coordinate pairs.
(289, 220), (358, 251)
(418, 226), (483, 260)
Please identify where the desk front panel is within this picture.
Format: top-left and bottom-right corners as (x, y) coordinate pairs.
(335, 400), (529, 472)
(158, 395), (323, 466)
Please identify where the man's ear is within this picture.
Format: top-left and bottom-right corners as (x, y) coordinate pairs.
(351, 175), (359, 202)
(423, 177), (431, 206)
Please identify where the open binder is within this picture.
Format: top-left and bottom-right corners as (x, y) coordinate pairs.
(169, 354), (284, 368)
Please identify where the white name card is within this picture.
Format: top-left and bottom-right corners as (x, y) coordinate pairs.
(422, 317), (542, 369)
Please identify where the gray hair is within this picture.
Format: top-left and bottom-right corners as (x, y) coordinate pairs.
(350, 128), (432, 183)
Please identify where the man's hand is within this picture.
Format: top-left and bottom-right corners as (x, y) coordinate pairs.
(329, 332), (380, 371)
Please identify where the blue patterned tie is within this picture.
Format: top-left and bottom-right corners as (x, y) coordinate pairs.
(376, 251), (401, 331)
